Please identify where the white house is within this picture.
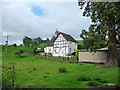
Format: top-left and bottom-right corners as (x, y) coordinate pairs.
(44, 31), (78, 56)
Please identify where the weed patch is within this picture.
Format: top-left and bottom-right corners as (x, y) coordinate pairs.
(77, 75), (91, 81)
(59, 68), (67, 73)
(87, 81), (101, 87)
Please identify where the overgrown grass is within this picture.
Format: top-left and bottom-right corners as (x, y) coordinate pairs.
(2, 45), (119, 88)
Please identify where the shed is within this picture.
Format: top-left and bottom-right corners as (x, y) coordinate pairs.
(78, 50), (107, 63)
(78, 48), (120, 63)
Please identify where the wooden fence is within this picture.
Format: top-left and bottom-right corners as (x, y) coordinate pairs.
(36, 54), (78, 62)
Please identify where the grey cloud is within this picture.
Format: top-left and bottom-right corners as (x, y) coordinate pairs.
(1, 2), (91, 45)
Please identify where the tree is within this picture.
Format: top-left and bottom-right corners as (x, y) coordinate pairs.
(37, 37), (43, 44)
(46, 38), (50, 43)
(13, 43), (17, 48)
(78, 2), (120, 67)
(42, 38), (50, 43)
(23, 36), (32, 47)
(33, 37), (43, 45)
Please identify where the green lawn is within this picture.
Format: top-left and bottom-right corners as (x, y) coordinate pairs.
(2, 45), (119, 88)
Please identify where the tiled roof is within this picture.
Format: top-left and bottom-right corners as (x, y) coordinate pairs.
(46, 32), (77, 46)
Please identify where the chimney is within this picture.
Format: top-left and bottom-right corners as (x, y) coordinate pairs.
(55, 29), (59, 36)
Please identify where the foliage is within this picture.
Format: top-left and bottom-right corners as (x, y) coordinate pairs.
(13, 43), (17, 47)
(23, 36), (33, 47)
(14, 50), (24, 58)
(87, 81), (101, 87)
(78, 2), (120, 66)
(14, 52), (20, 57)
(42, 38), (50, 43)
(32, 37), (43, 45)
(33, 48), (37, 54)
(77, 75), (91, 81)
(77, 40), (85, 49)
(37, 43), (48, 52)
(47, 53), (52, 56)
(59, 68), (67, 73)
(2, 63), (16, 88)
(23, 36), (44, 47)
(19, 50), (24, 54)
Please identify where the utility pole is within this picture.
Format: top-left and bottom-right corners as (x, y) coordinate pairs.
(6, 36), (8, 57)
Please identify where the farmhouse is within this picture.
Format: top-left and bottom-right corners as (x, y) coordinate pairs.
(44, 30), (78, 56)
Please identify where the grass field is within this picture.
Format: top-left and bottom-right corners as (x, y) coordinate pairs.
(2, 45), (119, 88)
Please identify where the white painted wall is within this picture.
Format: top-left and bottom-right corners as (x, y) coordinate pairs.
(44, 46), (53, 54)
(67, 41), (77, 54)
(53, 34), (68, 56)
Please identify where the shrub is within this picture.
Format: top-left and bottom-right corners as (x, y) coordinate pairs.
(59, 68), (67, 73)
(14, 52), (20, 57)
(87, 81), (101, 87)
(92, 77), (108, 83)
(15, 50), (25, 58)
(47, 53), (52, 56)
(33, 48), (37, 54)
(77, 75), (91, 81)
(33, 68), (36, 71)
(13, 43), (17, 47)
(2, 64), (16, 88)
(19, 50), (24, 54)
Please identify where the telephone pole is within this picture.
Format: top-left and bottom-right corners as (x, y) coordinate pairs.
(6, 36), (8, 57)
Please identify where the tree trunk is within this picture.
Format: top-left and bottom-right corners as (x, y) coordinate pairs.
(105, 28), (118, 67)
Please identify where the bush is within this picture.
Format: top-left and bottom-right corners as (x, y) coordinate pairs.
(77, 75), (91, 81)
(14, 52), (20, 57)
(33, 48), (38, 54)
(2, 64), (16, 88)
(15, 50), (24, 58)
(92, 77), (108, 83)
(47, 53), (52, 56)
(59, 68), (67, 73)
(13, 43), (17, 47)
(19, 50), (24, 54)
(87, 81), (101, 87)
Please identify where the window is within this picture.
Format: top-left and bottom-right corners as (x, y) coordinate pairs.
(74, 49), (76, 52)
(49, 49), (51, 53)
(70, 48), (71, 53)
(70, 41), (71, 44)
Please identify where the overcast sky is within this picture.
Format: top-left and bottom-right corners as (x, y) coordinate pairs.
(1, 1), (91, 45)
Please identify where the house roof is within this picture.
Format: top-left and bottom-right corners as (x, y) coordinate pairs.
(59, 32), (78, 43)
(46, 32), (77, 47)
(46, 36), (56, 46)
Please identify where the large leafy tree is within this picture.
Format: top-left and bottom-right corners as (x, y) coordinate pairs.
(23, 36), (43, 47)
(33, 37), (43, 45)
(78, 1), (120, 67)
(23, 36), (32, 47)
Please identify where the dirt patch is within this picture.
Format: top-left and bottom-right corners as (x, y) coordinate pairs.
(26, 85), (36, 88)
(86, 85), (120, 89)
(95, 65), (113, 68)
